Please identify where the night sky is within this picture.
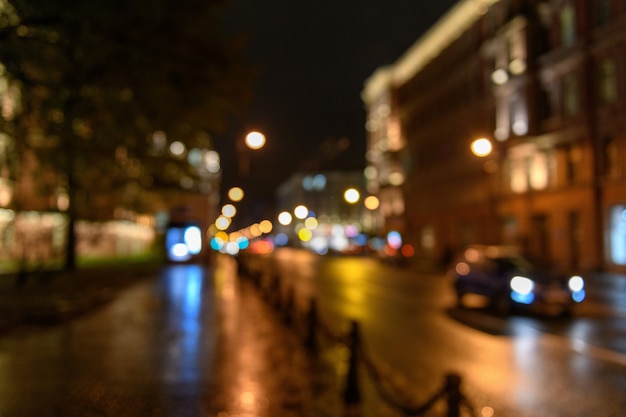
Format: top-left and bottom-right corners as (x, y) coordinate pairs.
(219, 1), (458, 210)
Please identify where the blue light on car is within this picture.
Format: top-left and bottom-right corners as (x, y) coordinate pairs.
(572, 289), (586, 303)
(511, 291), (535, 304)
(510, 276), (535, 304)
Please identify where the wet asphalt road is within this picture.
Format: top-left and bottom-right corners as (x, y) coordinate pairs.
(246, 248), (626, 417)
(0, 256), (337, 417)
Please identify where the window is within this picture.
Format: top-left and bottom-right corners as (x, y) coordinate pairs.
(510, 158), (528, 193)
(604, 138), (619, 178)
(560, 4), (577, 47)
(598, 58), (617, 104)
(566, 145), (581, 183)
(595, 0), (611, 26)
(529, 152), (549, 190)
(420, 226), (436, 252)
(508, 31), (527, 75)
(563, 74), (579, 116)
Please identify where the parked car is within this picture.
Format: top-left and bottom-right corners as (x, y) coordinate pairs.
(449, 245), (586, 315)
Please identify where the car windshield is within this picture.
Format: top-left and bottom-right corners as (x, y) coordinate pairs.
(491, 255), (533, 273)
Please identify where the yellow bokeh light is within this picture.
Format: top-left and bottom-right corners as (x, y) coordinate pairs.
(298, 228), (313, 242)
(250, 223), (262, 237)
(259, 219), (273, 234)
(304, 217), (318, 230)
(228, 187), (244, 202)
(364, 195), (380, 210)
(215, 231), (228, 241)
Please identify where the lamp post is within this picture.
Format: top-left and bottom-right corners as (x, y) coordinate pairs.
(470, 137), (499, 244)
(230, 130), (266, 233)
(238, 131), (266, 178)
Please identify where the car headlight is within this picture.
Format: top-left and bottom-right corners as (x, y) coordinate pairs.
(568, 275), (585, 292)
(510, 276), (535, 295)
(568, 275), (586, 303)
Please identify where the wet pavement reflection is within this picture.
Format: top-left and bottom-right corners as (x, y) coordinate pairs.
(0, 256), (327, 417)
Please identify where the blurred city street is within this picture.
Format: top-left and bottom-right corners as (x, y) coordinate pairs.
(0, 250), (625, 416)
(2, 2), (626, 416)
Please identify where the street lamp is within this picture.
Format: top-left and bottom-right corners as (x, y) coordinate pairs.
(238, 130), (266, 178)
(245, 131), (266, 150)
(344, 188), (360, 204)
(471, 137), (499, 174)
(470, 137), (499, 244)
(470, 137), (493, 158)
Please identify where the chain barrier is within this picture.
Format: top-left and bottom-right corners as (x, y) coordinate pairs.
(236, 257), (479, 417)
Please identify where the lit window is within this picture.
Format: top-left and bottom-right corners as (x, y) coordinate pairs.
(599, 59), (617, 104)
(566, 146), (581, 183)
(595, 0), (611, 26)
(604, 138), (619, 178)
(420, 226), (436, 251)
(529, 153), (548, 190)
(560, 4), (577, 47)
(510, 159), (528, 193)
(491, 68), (509, 85)
(508, 30), (527, 75)
(563, 75), (579, 116)
(511, 94), (528, 136)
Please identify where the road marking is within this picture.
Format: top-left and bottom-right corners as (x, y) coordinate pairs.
(519, 320), (626, 367)
(466, 310), (626, 367)
(567, 337), (626, 367)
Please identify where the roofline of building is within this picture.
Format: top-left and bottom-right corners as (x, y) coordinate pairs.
(362, 0), (499, 104)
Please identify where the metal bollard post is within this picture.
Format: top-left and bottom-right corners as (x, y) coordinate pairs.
(443, 373), (462, 417)
(272, 275), (283, 309)
(343, 321), (361, 408)
(305, 298), (318, 352)
(283, 287), (295, 325)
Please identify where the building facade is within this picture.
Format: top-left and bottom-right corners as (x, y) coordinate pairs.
(363, 0), (626, 273)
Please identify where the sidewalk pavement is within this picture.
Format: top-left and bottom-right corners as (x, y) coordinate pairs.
(0, 263), (160, 331)
(0, 261), (348, 417)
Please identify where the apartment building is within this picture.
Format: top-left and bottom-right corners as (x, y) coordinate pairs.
(363, 0), (626, 273)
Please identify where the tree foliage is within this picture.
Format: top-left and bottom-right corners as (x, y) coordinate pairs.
(0, 0), (256, 268)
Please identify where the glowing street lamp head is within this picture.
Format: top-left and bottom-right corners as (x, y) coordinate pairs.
(245, 131), (266, 150)
(471, 138), (493, 157)
(344, 188), (360, 204)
